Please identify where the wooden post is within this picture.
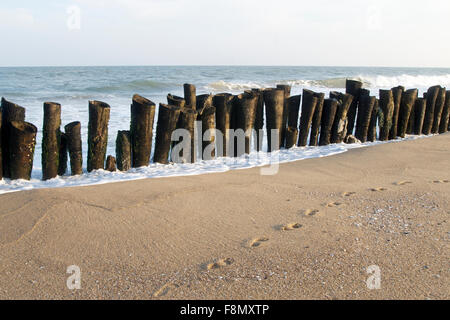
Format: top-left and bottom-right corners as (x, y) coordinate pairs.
(297, 89), (318, 147)
(154, 104), (181, 164)
(176, 108), (198, 163)
(368, 99), (379, 142)
(413, 98), (426, 135)
(9, 121), (37, 180)
(1, 98), (26, 178)
(116, 130), (131, 171)
(432, 87), (446, 134)
(196, 95), (214, 160)
(213, 93), (234, 157)
(58, 133), (68, 176)
(319, 99), (338, 146)
(233, 92), (258, 155)
(345, 80), (363, 135)
(389, 86), (404, 139)
(309, 92), (325, 147)
(42, 102), (61, 180)
(65, 121), (83, 175)
(285, 127), (298, 149)
(105, 155), (116, 172)
(422, 85), (440, 135)
(355, 91), (375, 143)
(398, 89), (418, 138)
(439, 91), (450, 134)
(263, 88), (285, 152)
(184, 84), (197, 110)
(200, 106), (216, 160)
(87, 100), (110, 172)
(330, 92), (354, 144)
(276, 84), (291, 147)
(130, 94), (156, 168)
(251, 89), (264, 152)
(378, 89), (395, 141)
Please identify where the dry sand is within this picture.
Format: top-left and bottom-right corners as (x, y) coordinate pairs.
(0, 134), (449, 300)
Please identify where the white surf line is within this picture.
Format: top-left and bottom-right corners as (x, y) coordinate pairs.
(0, 135), (431, 195)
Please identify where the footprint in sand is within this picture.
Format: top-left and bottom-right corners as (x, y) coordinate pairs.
(342, 192), (356, 197)
(281, 223), (303, 231)
(433, 180), (449, 184)
(206, 258), (234, 270)
(302, 209), (321, 217)
(394, 181), (413, 186)
(153, 282), (179, 298)
(249, 237), (270, 248)
(325, 202), (344, 208)
(370, 187), (387, 192)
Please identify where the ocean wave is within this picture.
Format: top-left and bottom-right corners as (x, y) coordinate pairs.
(204, 80), (264, 92)
(85, 79), (179, 93)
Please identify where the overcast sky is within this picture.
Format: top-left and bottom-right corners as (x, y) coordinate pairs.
(1, 0), (449, 67)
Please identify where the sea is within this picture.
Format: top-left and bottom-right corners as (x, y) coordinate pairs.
(0, 66), (449, 194)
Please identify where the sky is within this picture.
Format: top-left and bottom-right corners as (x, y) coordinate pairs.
(0, 0), (449, 67)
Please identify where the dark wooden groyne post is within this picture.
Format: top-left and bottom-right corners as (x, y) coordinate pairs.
(263, 88), (285, 152)
(184, 84), (197, 110)
(378, 89), (395, 141)
(116, 130), (131, 171)
(432, 87), (446, 134)
(398, 89), (418, 138)
(355, 91), (375, 143)
(319, 99), (338, 146)
(390, 86), (404, 139)
(368, 99), (379, 142)
(167, 94), (187, 161)
(297, 89), (318, 147)
(176, 108), (198, 163)
(309, 92), (325, 147)
(233, 92), (258, 155)
(345, 80), (363, 135)
(9, 121), (37, 180)
(42, 102), (61, 180)
(130, 94), (156, 168)
(196, 94), (215, 160)
(422, 85), (440, 135)
(87, 101), (110, 172)
(58, 133), (68, 176)
(213, 93), (234, 157)
(154, 103), (181, 164)
(439, 91), (450, 134)
(65, 121), (83, 175)
(1, 98), (26, 178)
(105, 155), (116, 172)
(285, 95), (301, 149)
(251, 89), (264, 152)
(330, 92), (354, 144)
(413, 98), (426, 135)
(276, 84), (291, 147)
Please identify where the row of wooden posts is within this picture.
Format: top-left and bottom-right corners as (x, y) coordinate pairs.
(1, 80), (449, 181)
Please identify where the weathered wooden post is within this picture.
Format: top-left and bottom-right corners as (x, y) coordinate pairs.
(175, 108), (198, 163)
(233, 92), (258, 155)
(41, 102), (61, 180)
(1, 98), (26, 178)
(105, 155), (116, 172)
(422, 85), (440, 135)
(297, 89), (318, 147)
(368, 99), (379, 142)
(319, 99), (338, 146)
(345, 80), (363, 135)
(87, 101), (110, 172)
(58, 133), (68, 176)
(130, 94), (156, 168)
(439, 91), (450, 134)
(9, 121), (37, 180)
(287, 95), (301, 129)
(213, 93), (234, 157)
(116, 130), (131, 171)
(251, 89), (264, 152)
(154, 104), (181, 164)
(355, 91), (375, 143)
(413, 98), (426, 135)
(378, 89), (395, 141)
(397, 89), (418, 138)
(184, 84), (197, 110)
(263, 88), (285, 152)
(64, 121), (83, 175)
(276, 84), (291, 147)
(330, 92), (354, 144)
(285, 127), (298, 149)
(389, 86), (404, 139)
(196, 94), (215, 160)
(432, 87), (446, 134)
(309, 92), (325, 147)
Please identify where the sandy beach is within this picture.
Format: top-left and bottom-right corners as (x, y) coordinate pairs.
(0, 133), (448, 300)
